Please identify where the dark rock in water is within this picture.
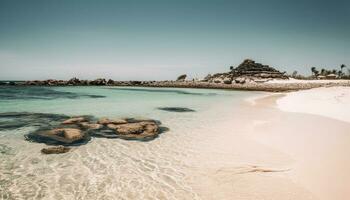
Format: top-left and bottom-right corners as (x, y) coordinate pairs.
(79, 122), (103, 130)
(91, 118), (166, 141)
(158, 107), (195, 112)
(0, 112), (70, 131)
(1, 112), (168, 153)
(41, 145), (70, 154)
(26, 127), (91, 146)
(176, 74), (187, 82)
(90, 128), (119, 138)
(61, 117), (88, 125)
(107, 121), (160, 141)
(97, 117), (128, 125)
(0, 86), (106, 100)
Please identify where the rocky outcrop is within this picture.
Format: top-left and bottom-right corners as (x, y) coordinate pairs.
(176, 74), (187, 82)
(202, 59), (288, 84)
(231, 59), (288, 79)
(41, 146), (70, 154)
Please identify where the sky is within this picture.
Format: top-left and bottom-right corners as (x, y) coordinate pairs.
(0, 0), (349, 80)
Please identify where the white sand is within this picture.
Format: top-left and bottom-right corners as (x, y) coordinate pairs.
(267, 78), (350, 84)
(276, 86), (350, 122)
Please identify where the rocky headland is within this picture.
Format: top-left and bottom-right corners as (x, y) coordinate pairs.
(2, 59), (350, 92)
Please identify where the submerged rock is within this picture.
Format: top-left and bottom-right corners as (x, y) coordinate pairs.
(3, 112), (170, 153)
(41, 145), (70, 154)
(158, 107), (195, 112)
(110, 121), (160, 141)
(26, 128), (90, 145)
(61, 117), (88, 125)
(97, 118), (128, 125)
(79, 122), (103, 130)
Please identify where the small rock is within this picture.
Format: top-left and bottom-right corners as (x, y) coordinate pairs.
(213, 78), (222, 83)
(61, 117), (87, 125)
(223, 77), (232, 84)
(41, 145), (70, 154)
(176, 74), (187, 82)
(234, 77), (246, 84)
(79, 122), (103, 130)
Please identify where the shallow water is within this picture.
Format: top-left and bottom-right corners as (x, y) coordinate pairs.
(0, 86), (256, 199)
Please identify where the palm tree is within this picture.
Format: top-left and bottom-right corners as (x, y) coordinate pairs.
(311, 67), (317, 77)
(341, 64), (346, 70)
(340, 64), (347, 77)
(321, 68), (325, 76)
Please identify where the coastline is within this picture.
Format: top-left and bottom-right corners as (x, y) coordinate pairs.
(2, 79), (350, 92)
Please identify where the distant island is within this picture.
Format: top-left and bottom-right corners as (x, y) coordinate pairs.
(1, 59), (349, 92)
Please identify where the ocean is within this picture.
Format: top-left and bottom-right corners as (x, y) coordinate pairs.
(0, 86), (256, 199)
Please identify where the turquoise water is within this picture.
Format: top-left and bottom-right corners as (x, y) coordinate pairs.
(0, 86), (251, 119)
(0, 86), (256, 199)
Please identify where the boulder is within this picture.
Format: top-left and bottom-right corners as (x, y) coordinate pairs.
(203, 74), (212, 82)
(234, 77), (246, 84)
(107, 79), (114, 85)
(213, 78), (222, 83)
(41, 145), (70, 154)
(61, 117), (88, 125)
(27, 128), (88, 145)
(67, 77), (80, 85)
(176, 74), (187, 82)
(223, 77), (232, 84)
(97, 117), (128, 125)
(79, 122), (103, 130)
(109, 121), (159, 141)
(90, 78), (107, 85)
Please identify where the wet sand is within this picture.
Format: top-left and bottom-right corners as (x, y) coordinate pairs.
(190, 90), (350, 200)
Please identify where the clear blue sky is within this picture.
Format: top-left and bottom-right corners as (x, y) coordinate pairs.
(0, 0), (349, 80)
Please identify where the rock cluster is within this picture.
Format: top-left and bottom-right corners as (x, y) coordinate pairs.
(231, 59), (288, 79)
(25, 116), (167, 154)
(20, 78), (113, 86)
(203, 59), (288, 84)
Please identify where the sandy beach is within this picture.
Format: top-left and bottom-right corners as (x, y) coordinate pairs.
(185, 86), (350, 200)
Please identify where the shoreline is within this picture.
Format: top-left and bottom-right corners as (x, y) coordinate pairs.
(1, 79), (350, 92)
(245, 88), (350, 200)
